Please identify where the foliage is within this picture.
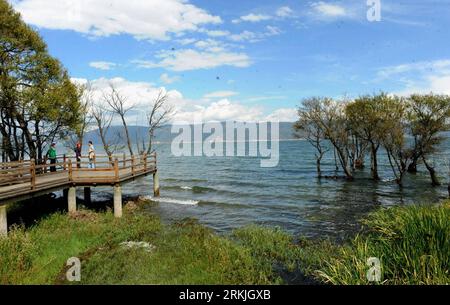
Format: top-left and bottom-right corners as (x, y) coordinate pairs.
(0, 0), (82, 161)
(315, 202), (449, 284)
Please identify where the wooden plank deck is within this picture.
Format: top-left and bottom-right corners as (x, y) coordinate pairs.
(0, 153), (158, 205)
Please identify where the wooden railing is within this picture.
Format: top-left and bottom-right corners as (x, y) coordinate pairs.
(0, 153), (157, 189)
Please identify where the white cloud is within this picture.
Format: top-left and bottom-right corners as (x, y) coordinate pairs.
(133, 49), (251, 71)
(310, 2), (348, 18)
(194, 39), (225, 52)
(203, 91), (239, 99)
(229, 26), (281, 42)
(160, 73), (180, 84)
(89, 61), (117, 70)
(176, 38), (197, 45)
(265, 108), (297, 122)
(245, 95), (287, 102)
(13, 0), (221, 41)
(71, 77), (185, 125)
(276, 6), (294, 18)
(229, 31), (258, 42)
(204, 30), (231, 37)
(71, 77), (287, 124)
(232, 13), (272, 24)
(173, 99), (264, 123)
(376, 59), (450, 96)
(377, 60), (450, 79)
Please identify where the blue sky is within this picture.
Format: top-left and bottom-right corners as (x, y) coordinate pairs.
(10, 0), (450, 123)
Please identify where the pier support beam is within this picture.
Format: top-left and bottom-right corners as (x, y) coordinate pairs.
(114, 185), (122, 218)
(0, 205), (7, 237)
(153, 171), (160, 197)
(84, 187), (91, 205)
(68, 187), (77, 214)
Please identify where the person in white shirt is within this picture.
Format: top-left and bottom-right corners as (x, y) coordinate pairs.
(88, 141), (96, 169)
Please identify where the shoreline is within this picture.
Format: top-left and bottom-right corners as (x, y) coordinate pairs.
(0, 196), (448, 285)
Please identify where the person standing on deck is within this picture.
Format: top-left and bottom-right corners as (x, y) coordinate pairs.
(88, 141), (96, 169)
(75, 142), (82, 168)
(46, 143), (57, 172)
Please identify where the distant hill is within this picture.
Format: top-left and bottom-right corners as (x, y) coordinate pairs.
(84, 122), (300, 145)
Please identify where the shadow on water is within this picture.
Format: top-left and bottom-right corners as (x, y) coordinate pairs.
(6, 192), (138, 229)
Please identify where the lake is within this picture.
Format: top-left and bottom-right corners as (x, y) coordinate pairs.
(89, 139), (449, 240)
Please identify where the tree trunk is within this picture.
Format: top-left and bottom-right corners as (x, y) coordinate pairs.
(370, 143), (380, 181)
(333, 147), (339, 171)
(422, 157), (440, 186)
(316, 157), (322, 179)
(335, 146), (354, 180)
(121, 116), (134, 156)
(407, 156), (419, 174)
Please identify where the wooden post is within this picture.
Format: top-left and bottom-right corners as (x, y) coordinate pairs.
(114, 158), (119, 182)
(144, 153), (148, 171)
(123, 153), (126, 168)
(114, 185), (123, 218)
(68, 159), (73, 182)
(63, 154), (67, 171)
(153, 170), (160, 197)
(30, 159), (36, 190)
(131, 155), (135, 176)
(68, 187), (77, 214)
(19, 159), (23, 178)
(0, 205), (7, 237)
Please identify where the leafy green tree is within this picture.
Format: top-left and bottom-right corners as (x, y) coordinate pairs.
(407, 94), (450, 186)
(296, 97), (354, 180)
(378, 95), (411, 186)
(345, 93), (391, 181)
(294, 98), (330, 178)
(0, 0), (82, 161)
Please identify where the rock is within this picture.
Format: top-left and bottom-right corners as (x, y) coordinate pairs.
(120, 241), (156, 253)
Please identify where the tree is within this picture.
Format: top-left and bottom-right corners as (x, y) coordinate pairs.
(91, 102), (123, 159)
(65, 82), (93, 153)
(407, 94), (450, 186)
(103, 84), (135, 156)
(0, 0), (82, 162)
(294, 98), (330, 178)
(379, 95), (411, 186)
(298, 97), (354, 180)
(345, 93), (390, 181)
(145, 90), (174, 154)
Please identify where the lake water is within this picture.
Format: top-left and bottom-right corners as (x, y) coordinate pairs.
(91, 140), (449, 240)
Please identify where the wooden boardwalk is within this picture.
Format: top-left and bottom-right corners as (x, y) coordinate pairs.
(0, 153), (159, 236)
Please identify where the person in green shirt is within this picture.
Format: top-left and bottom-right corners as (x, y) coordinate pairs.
(47, 143), (57, 172)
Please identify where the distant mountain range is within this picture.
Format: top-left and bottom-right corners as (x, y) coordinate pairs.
(84, 122), (300, 145)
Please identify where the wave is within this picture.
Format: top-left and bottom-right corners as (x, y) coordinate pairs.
(145, 196), (199, 206)
(192, 186), (217, 193)
(164, 185), (227, 194)
(163, 178), (208, 183)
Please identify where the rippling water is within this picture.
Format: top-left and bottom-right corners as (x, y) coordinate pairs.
(92, 140), (449, 240)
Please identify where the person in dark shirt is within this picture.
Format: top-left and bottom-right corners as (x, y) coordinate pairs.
(46, 143), (57, 172)
(75, 142), (82, 168)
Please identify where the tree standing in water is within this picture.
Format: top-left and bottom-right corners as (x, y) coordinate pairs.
(294, 98), (330, 178)
(407, 94), (450, 186)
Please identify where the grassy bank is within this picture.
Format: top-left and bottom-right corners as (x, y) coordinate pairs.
(0, 198), (448, 285)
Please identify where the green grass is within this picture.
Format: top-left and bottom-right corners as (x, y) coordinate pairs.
(0, 199), (448, 285)
(0, 203), (288, 285)
(314, 202), (450, 285)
